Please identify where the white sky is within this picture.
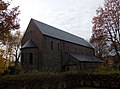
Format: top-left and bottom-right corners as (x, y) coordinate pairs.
(11, 0), (104, 40)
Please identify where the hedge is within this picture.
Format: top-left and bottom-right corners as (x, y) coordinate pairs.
(0, 72), (120, 89)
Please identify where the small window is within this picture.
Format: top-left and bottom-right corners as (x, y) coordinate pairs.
(44, 37), (46, 40)
(21, 53), (24, 65)
(51, 41), (53, 50)
(68, 46), (69, 51)
(29, 53), (33, 64)
(44, 37), (46, 48)
(81, 50), (83, 54)
(58, 43), (60, 51)
(75, 48), (76, 53)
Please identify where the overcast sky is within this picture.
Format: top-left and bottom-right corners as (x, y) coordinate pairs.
(11, 0), (104, 40)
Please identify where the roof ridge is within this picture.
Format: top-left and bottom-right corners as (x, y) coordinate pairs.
(31, 18), (93, 48)
(32, 19), (83, 39)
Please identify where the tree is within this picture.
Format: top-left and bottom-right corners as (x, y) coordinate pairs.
(0, 30), (22, 68)
(0, 51), (9, 74)
(0, 0), (20, 44)
(10, 31), (22, 67)
(90, 7), (106, 57)
(0, 31), (22, 74)
(0, 54), (5, 74)
(0, 0), (20, 70)
(90, 0), (120, 59)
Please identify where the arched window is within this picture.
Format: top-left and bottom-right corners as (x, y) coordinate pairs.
(51, 41), (53, 50)
(29, 53), (33, 64)
(21, 53), (24, 65)
(68, 46), (69, 51)
(75, 48), (76, 53)
(58, 43), (60, 51)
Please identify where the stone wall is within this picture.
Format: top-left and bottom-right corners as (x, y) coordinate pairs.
(21, 48), (39, 70)
(42, 35), (95, 71)
(21, 20), (43, 70)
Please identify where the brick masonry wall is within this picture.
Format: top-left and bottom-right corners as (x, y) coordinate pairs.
(21, 48), (39, 70)
(42, 35), (95, 71)
(21, 20), (43, 50)
(21, 21), (43, 70)
(42, 36), (62, 71)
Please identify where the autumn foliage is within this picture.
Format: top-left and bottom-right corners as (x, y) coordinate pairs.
(0, 0), (21, 73)
(90, 0), (120, 59)
(0, 0), (20, 42)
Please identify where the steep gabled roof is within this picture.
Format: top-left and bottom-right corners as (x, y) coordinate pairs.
(21, 39), (38, 49)
(32, 19), (93, 48)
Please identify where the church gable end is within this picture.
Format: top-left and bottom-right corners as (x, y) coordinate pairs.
(21, 19), (43, 47)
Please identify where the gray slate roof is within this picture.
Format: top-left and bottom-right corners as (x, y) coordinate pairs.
(21, 39), (38, 49)
(68, 52), (103, 62)
(32, 19), (93, 48)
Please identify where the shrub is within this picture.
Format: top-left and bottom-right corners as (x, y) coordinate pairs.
(0, 71), (120, 89)
(4, 66), (21, 75)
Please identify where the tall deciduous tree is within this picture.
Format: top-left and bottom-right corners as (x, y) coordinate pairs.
(0, 0), (20, 69)
(11, 31), (22, 67)
(0, 31), (22, 70)
(90, 0), (120, 59)
(0, 0), (20, 44)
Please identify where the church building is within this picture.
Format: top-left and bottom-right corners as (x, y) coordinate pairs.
(21, 19), (102, 71)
